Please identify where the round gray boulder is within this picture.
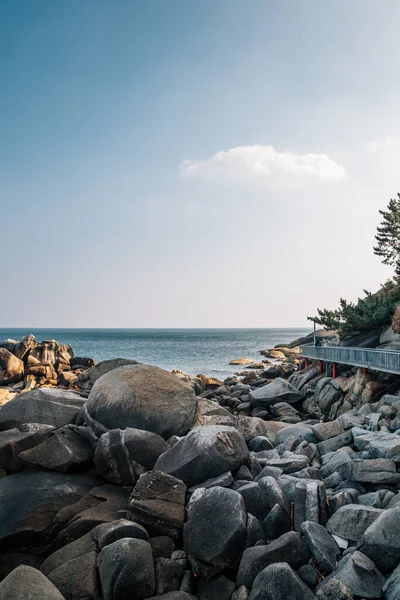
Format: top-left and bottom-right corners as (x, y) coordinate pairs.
(155, 425), (249, 487)
(183, 487), (247, 578)
(97, 537), (155, 600)
(85, 365), (197, 438)
(0, 565), (66, 599)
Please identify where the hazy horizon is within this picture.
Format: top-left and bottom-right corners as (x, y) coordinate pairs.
(2, 1), (400, 327)
(0, 326), (311, 330)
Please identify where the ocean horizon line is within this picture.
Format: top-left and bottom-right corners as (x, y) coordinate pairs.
(0, 326), (310, 331)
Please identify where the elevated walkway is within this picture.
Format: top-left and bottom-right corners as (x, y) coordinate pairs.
(300, 346), (400, 376)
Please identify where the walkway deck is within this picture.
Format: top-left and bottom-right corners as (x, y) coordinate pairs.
(300, 346), (400, 375)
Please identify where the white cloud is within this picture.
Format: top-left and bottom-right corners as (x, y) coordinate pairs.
(179, 144), (346, 188)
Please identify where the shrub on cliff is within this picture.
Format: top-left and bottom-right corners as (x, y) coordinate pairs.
(309, 280), (400, 340)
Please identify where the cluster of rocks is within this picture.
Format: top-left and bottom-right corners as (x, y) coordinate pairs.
(229, 330), (340, 376)
(0, 335), (400, 599)
(228, 347), (299, 376)
(0, 335), (98, 399)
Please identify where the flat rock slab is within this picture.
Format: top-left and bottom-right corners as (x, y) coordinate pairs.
(354, 431), (400, 461)
(250, 378), (302, 408)
(0, 388), (86, 429)
(338, 458), (400, 485)
(312, 420), (345, 441)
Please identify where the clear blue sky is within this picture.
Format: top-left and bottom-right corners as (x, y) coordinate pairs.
(2, 0), (400, 327)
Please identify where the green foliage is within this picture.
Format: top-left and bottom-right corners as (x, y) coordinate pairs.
(308, 280), (400, 339)
(309, 196), (400, 340)
(374, 194), (400, 276)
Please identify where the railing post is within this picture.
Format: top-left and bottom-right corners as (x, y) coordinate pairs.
(332, 363), (337, 378)
(319, 361), (324, 375)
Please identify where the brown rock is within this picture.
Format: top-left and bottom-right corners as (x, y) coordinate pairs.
(260, 350), (286, 359)
(0, 388), (17, 406)
(12, 335), (38, 360)
(0, 349), (24, 385)
(229, 358), (254, 366)
(58, 371), (78, 387)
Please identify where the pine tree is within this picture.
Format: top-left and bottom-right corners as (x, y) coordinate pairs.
(374, 194), (400, 275)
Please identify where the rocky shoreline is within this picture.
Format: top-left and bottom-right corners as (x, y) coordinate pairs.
(0, 334), (400, 599)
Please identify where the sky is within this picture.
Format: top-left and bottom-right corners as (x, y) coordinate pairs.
(2, 0), (400, 328)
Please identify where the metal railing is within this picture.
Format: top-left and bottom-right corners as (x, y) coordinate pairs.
(300, 346), (400, 375)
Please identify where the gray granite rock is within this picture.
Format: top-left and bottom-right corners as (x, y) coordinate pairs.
(184, 487), (247, 579)
(301, 520), (340, 573)
(326, 504), (382, 542)
(155, 426), (249, 487)
(236, 531), (310, 588)
(247, 562), (316, 600)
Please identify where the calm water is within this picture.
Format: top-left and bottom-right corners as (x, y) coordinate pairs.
(0, 328), (310, 380)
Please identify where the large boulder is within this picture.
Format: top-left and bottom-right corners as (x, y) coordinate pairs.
(0, 565), (66, 599)
(0, 470), (99, 551)
(353, 430), (400, 461)
(47, 551), (99, 600)
(0, 388), (86, 429)
(85, 365), (197, 438)
(19, 427), (93, 473)
(27, 340), (74, 370)
(97, 538), (155, 600)
(236, 531), (310, 588)
(250, 378), (302, 408)
(358, 507), (400, 572)
(318, 551), (385, 600)
(248, 562), (316, 600)
(326, 505), (383, 542)
(301, 521), (340, 574)
(155, 425), (249, 487)
(0, 349), (24, 386)
(183, 487), (247, 579)
(94, 428), (169, 485)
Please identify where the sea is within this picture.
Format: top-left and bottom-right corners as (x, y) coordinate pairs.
(0, 328), (310, 380)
